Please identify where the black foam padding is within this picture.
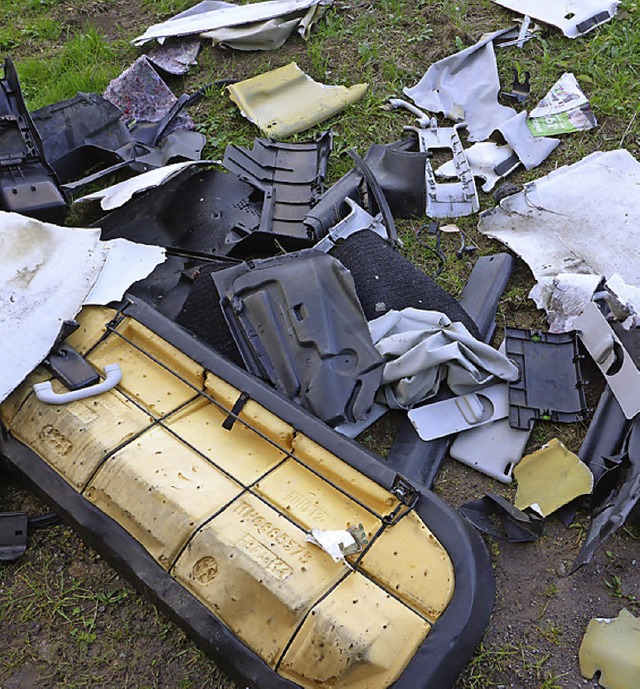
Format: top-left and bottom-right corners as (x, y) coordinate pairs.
(332, 231), (480, 338)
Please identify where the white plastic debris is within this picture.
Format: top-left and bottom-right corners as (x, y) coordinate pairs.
(77, 161), (207, 211)
(436, 141), (520, 192)
(133, 0), (330, 48)
(529, 273), (602, 333)
(403, 29), (559, 169)
(479, 149), (640, 324)
(0, 212), (165, 403)
(306, 524), (368, 564)
(491, 0), (620, 38)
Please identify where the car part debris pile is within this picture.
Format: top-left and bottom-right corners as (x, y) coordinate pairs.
(0, 1), (638, 687)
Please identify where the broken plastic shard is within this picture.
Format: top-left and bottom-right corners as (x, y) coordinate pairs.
(407, 120), (479, 218)
(571, 416), (640, 571)
(478, 149), (640, 321)
(529, 273), (602, 333)
(579, 608), (640, 689)
(491, 0), (619, 38)
(604, 274), (640, 329)
(133, 0), (331, 47)
(228, 62), (367, 138)
(76, 162), (207, 211)
(306, 524), (369, 563)
(435, 141), (519, 193)
(314, 198), (390, 252)
(459, 493), (543, 542)
(513, 438), (593, 517)
(574, 302), (640, 420)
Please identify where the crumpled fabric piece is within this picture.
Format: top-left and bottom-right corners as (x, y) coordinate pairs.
(104, 55), (194, 135)
(368, 308), (520, 409)
(147, 37), (201, 75)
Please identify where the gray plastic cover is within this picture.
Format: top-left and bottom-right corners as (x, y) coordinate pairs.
(212, 249), (384, 426)
(574, 302), (640, 419)
(408, 383), (510, 441)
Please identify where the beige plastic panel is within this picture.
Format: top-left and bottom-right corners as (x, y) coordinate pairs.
(254, 460), (380, 536)
(86, 318), (204, 417)
(579, 608), (640, 689)
(514, 438), (593, 516)
(292, 435), (398, 517)
(357, 512), (454, 623)
(84, 426), (242, 569)
(172, 493), (347, 667)
(8, 385), (152, 490)
(65, 305), (115, 354)
(279, 572), (430, 689)
(204, 372), (294, 450)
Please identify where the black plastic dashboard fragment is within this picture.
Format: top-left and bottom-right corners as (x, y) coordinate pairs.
(223, 133), (331, 244)
(304, 137), (429, 238)
(32, 91), (205, 194)
(212, 249), (384, 426)
(0, 297), (495, 689)
(571, 415), (640, 572)
(0, 57), (66, 221)
(95, 166), (266, 256)
(505, 328), (588, 430)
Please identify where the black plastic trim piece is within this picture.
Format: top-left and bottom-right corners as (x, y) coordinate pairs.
(505, 328), (588, 430)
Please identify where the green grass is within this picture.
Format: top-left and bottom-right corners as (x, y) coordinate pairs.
(16, 28), (129, 108)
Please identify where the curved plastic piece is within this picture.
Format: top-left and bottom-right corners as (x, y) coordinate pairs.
(33, 364), (122, 404)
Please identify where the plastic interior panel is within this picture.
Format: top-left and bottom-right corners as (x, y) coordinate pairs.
(223, 133), (331, 242)
(408, 384), (509, 441)
(505, 327), (588, 430)
(212, 250), (383, 426)
(0, 57), (66, 221)
(96, 167), (266, 257)
(450, 418), (531, 484)
(575, 303), (640, 419)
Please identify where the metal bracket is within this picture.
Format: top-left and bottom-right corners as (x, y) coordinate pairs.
(501, 68), (531, 104)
